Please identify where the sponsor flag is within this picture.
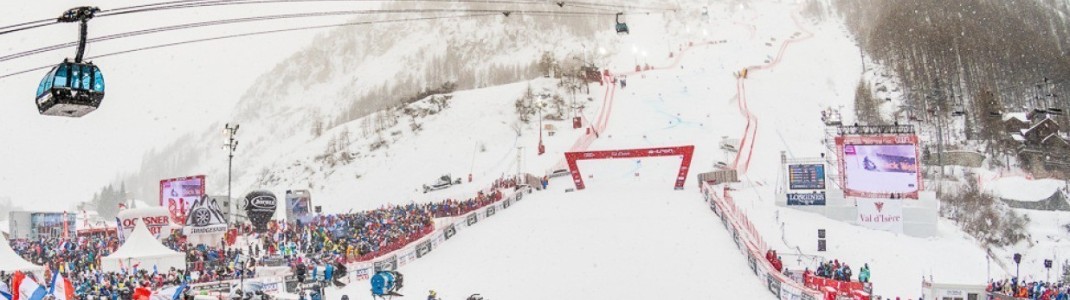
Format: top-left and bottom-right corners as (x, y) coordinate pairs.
(115, 217), (126, 242)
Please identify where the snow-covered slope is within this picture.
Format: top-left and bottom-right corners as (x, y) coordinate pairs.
(331, 180), (776, 300)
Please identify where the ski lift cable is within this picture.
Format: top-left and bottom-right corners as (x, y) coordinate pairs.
(0, 0), (552, 34)
(0, 7), (623, 63)
(94, 0), (552, 18)
(0, 0), (224, 34)
(0, 10), (614, 80)
(0, 0), (670, 34)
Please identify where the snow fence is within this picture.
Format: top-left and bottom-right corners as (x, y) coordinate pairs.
(701, 181), (826, 300)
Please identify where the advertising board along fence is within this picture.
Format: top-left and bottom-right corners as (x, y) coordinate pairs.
(342, 184), (534, 283)
(701, 181), (825, 300)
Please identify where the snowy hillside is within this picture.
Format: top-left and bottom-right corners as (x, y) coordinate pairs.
(116, 1), (685, 207)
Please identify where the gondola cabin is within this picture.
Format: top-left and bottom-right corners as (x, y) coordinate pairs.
(36, 60), (105, 117)
(615, 12), (629, 34)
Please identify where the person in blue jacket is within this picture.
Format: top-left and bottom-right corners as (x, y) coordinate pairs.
(324, 264), (335, 283)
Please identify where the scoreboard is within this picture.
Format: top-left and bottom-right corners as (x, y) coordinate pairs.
(788, 164), (825, 190)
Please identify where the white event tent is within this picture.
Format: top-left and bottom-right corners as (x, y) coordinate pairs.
(101, 220), (185, 272)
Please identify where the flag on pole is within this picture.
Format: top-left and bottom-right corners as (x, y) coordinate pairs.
(47, 272), (74, 300)
(62, 211), (69, 239)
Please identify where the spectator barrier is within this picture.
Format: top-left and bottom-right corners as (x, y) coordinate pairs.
(342, 184), (532, 283)
(702, 181), (835, 300)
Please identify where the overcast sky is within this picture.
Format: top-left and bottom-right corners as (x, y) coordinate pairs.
(0, 1), (345, 211)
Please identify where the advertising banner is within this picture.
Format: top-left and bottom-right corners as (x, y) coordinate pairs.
(767, 274), (782, 297)
(244, 190), (278, 232)
(786, 192), (826, 206)
(183, 195), (228, 241)
(431, 233), (445, 248)
(515, 191), (523, 201)
(856, 198), (903, 233)
(788, 164), (825, 190)
(444, 224), (456, 240)
(747, 252), (757, 274)
(285, 190), (312, 224)
(352, 267), (371, 281)
(779, 283), (803, 300)
(502, 198), (511, 209)
(415, 240), (432, 258)
(160, 175), (206, 226)
(486, 206), (496, 217)
(117, 207), (173, 239)
(398, 251), (415, 267)
(374, 255), (398, 272)
(466, 213), (478, 226)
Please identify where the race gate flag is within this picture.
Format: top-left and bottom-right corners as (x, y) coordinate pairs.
(47, 272), (74, 300)
(856, 198), (903, 233)
(11, 271), (46, 300)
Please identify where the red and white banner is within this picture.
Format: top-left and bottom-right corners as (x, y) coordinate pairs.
(116, 207), (173, 239)
(160, 175), (206, 226)
(856, 198), (903, 233)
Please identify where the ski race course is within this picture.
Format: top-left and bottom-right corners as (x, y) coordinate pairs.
(4, 0), (1053, 299)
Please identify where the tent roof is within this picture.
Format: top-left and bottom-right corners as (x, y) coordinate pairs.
(106, 220), (181, 259)
(0, 237), (42, 272)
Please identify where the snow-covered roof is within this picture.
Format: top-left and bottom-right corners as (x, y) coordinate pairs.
(1041, 133), (1068, 145)
(1026, 116), (1059, 133)
(1011, 133), (1026, 142)
(985, 177), (1066, 202)
(1002, 112), (1029, 122)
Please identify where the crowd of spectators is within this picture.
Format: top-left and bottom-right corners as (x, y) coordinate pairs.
(5, 176), (522, 299)
(765, 250), (784, 272)
(806, 259), (868, 283)
(988, 278), (1070, 300)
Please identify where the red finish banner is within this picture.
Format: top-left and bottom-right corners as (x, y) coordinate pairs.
(564, 145), (695, 190)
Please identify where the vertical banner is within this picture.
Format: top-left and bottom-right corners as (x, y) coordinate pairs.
(856, 198), (903, 233)
(285, 190), (313, 224)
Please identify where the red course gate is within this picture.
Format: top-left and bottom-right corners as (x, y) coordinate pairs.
(564, 145), (695, 190)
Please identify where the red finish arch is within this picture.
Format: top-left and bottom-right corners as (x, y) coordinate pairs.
(564, 145), (695, 190)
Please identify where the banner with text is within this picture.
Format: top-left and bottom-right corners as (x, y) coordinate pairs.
(856, 198), (903, 233)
